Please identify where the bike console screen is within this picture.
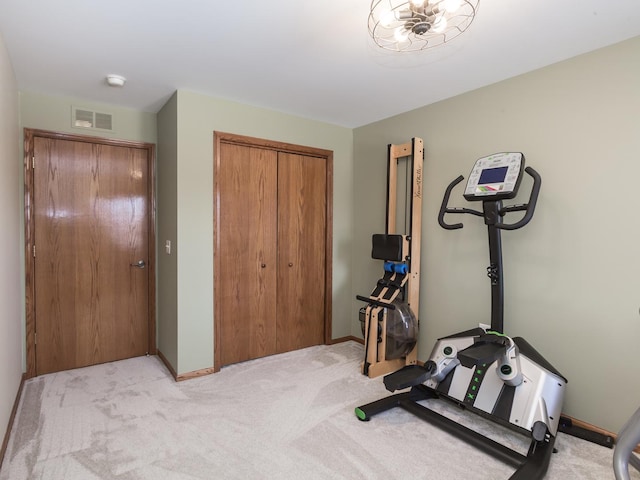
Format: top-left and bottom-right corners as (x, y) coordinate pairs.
(464, 152), (524, 201)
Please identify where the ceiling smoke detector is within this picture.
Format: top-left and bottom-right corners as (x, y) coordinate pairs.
(106, 74), (126, 87)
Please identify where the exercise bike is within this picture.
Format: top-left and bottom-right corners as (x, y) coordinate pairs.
(355, 152), (567, 480)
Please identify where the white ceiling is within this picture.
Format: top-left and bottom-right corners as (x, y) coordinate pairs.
(0, 0), (639, 128)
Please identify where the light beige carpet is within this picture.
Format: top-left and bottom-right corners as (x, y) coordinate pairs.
(0, 341), (635, 479)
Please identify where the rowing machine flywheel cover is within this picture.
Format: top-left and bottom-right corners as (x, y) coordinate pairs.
(386, 302), (418, 359)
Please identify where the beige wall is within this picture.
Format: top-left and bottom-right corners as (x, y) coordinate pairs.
(158, 90), (354, 375)
(0, 34), (22, 449)
(7, 29), (637, 435)
(156, 93), (179, 369)
(15, 86), (355, 380)
(353, 36), (640, 432)
(20, 91), (157, 143)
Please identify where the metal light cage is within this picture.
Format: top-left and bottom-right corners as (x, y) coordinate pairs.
(368, 0), (480, 52)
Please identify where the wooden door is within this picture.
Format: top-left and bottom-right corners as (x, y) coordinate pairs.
(214, 133), (332, 370)
(217, 143), (278, 365)
(276, 152), (326, 353)
(31, 134), (152, 375)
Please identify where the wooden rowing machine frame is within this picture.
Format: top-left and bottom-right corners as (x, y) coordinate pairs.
(359, 138), (424, 378)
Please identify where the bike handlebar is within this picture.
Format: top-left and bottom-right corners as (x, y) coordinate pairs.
(438, 166), (541, 230)
(496, 166), (541, 230)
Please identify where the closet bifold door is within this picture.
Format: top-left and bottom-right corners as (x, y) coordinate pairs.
(276, 152), (326, 354)
(218, 142), (278, 365)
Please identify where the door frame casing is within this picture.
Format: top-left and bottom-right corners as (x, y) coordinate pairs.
(23, 128), (157, 378)
(213, 131), (334, 371)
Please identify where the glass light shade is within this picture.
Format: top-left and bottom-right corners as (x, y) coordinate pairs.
(394, 26), (410, 43)
(442, 0), (463, 13)
(432, 14), (447, 33)
(368, 0), (479, 52)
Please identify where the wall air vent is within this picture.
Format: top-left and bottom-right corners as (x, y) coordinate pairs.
(72, 107), (114, 132)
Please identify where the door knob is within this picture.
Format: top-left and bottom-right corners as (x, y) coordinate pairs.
(130, 260), (146, 268)
(288, 262), (293, 267)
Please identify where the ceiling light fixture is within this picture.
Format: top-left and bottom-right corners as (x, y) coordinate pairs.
(368, 0), (480, 52)
(106, 74), (126, 87)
